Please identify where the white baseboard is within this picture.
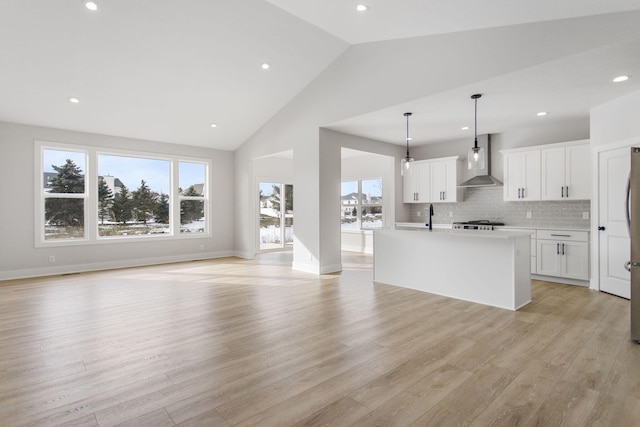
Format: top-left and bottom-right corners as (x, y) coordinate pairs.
(0, 251), (236, 281)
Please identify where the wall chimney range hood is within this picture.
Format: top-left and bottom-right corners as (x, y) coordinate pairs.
(458, 134), (503, 188)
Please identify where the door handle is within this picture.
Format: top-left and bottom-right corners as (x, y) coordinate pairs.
(598, 226), (606, 231)
(625, 261), (632, 272)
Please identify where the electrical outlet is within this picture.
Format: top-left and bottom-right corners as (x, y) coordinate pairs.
(449, 211), (453, 217)
(48, 255), (55, 263)
(200, 244), (205, 250)
(526, 211), (532, 219)
(583, 212), (589, 219)
(417, 211), (421, 217)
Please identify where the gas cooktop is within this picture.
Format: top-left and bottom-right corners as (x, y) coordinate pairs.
(452, 220), (505, 231)
(453, 220), (505, 226)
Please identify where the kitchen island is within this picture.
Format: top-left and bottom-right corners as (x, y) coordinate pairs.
(373, 229), (531, 310)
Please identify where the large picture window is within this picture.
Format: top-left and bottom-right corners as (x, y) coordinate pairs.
(341, 178), (383, 230)
(36, 141), (210, 245)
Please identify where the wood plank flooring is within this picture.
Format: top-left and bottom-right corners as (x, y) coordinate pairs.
(1, 251), (639, 426)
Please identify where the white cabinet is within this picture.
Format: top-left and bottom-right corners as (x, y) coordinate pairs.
(502, 150), (540, 201)
(403, 157), (460, 204)
(540, 141), (590, 200)
(403, 162), (430, 203)
(430, 158), (461, 203)
(536, 230), (589, 281)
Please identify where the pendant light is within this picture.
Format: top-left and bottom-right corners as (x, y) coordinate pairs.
(401, 112), (414, 176)
(468, 94), (485, 170)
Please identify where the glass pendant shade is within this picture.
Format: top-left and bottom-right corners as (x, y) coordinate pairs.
(401, 156), (414, 176)
(468, 146), (485, 170)
(468, 94), (486, 170)
(401, 112), (414, 176)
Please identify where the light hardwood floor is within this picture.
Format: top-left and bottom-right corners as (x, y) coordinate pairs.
(1, 251), (639, 426)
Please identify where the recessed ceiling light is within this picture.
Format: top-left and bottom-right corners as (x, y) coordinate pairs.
(261, 63), (270, 70)
(461, 126), (470, 130)
(210, 123), (218, 128)
(84, 1), (98, 11)
(69, 97), (80, 104)
(613, 75), (629, 83)
(356, 4), (369, 12)
(537, 111), (548, 117)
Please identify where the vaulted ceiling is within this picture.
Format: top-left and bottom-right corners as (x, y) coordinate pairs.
(1, 1), (640, 150)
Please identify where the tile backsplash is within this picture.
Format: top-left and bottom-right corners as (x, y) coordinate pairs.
(410, 186), (591, 229)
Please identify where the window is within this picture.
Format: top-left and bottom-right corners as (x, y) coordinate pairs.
(341, 178), (383, 230)
(179, 161), (207, 233)
(36, 141), (210, 245)
(258, 182), (293, 250)
(97, 154), (171, 237)
(42, 148), (87, 241)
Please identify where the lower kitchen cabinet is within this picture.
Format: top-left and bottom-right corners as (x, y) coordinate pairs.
(536, 230), (589, 281)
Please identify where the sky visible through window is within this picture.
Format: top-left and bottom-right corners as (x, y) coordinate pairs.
(341, 179), (382, 196)
(44, 149), (205, 195)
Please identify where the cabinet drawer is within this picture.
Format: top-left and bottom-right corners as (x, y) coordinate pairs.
(537, 230), (588, 242)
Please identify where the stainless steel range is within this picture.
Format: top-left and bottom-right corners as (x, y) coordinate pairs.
(452, 220), (505, 231)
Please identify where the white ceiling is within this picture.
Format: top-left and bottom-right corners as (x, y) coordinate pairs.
(1, 1), (640, 150)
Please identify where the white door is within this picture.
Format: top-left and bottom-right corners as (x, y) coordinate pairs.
(598, 147), (631, 298)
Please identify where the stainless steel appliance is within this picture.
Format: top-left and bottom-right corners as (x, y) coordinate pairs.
(452, 220), (505, 231)
(626, 147), (640, 343)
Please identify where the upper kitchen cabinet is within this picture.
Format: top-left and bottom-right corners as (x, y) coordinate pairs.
(403, 156), (461, 204)
(430, 157), (461, 203)
(540, 140), (591, 200)
(403, 161), (430, 203)
(502, 149), (541, 201)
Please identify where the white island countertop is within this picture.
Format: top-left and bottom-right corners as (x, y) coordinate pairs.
(374, 228), (531, 311)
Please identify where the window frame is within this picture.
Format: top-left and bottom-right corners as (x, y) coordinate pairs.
(341, 177), (383, 231)
(35, 140), (212, 247)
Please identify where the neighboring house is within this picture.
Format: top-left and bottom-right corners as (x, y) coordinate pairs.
(341, 192), (360, 205)
(44, 173), (124, 195)
(181, 183), (204, 196)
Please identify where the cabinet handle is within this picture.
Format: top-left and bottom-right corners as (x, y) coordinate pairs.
(561, 186), (564, 198)
(518, 188), (521, 199)
(566, 186), (569, 198)
(442, 191), (445, 200)
(551, 234), (571, 237)
(557, 243), (560, 255)
(562, 243), (565, 255)
(522, 187), (525, 198)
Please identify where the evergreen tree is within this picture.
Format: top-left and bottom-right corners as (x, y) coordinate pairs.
(270, 184), (281, 212)
(352, 206), (357, 217)
(97, 177), (114, 225)
(45, 159), (85, 226)
(180, 186), (203, 224)
(112, 185), (133, 224)
(155, 193), (170, 224)
(269, 184), (292, 213)
(132, 180), (157, 224)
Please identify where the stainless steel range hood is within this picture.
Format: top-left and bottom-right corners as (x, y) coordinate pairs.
(458, 134), (503, 188)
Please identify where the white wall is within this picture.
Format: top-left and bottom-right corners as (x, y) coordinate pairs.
(0, 121), (235, 280)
